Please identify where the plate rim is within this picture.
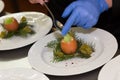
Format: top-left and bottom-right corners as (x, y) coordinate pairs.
(0, 0), (4, 13)
(0, 68), (49, 80)
(28, 27), (118, 76)
(98, 54), (120, 80)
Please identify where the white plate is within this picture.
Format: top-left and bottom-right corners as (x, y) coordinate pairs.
(0, 57), (31, 69)
(0, 12), (52, 50)
(28, 27), (118, 76)
(0, 0), (4, 13)
(98, 55), (120, 80)
(0, 68), (49, 80)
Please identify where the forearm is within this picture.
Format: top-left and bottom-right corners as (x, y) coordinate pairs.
(106, 0), (112, 8)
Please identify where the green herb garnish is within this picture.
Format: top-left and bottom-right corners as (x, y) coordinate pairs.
(0, 16), (35, 38)
(46, 31), (95, 62)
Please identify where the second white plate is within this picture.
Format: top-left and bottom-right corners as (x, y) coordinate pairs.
(0, 0), (4, 13)
(98, 54), (120, 80)
(28, 27), (118, 76)
(0, 12), (52, 50)
(0, 68), (49, 80)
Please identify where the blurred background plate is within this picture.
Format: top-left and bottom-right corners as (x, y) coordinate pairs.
(0, 0), (4, 13)
(0, 68), (49, 80)
(0, 12), (52, 50)
(98, 55), (120, 80)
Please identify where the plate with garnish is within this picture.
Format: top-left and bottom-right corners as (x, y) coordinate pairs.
(0, 12), (52, 50)
(28, 27), (118, 76)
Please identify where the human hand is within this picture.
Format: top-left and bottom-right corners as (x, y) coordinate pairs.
(61, 0), (109, 36)
(29, 0), (48, 5)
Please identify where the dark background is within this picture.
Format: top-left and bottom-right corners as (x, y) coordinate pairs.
(2, 0), (48, 14)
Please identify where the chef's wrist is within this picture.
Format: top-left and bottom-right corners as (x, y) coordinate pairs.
(106, 0), (112, 8)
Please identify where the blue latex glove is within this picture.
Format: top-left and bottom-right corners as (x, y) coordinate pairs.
(61, 0), (109, 36)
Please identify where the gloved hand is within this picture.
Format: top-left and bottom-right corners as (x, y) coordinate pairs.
(29, 0), (48, 5)
(61, 0), (109, 36)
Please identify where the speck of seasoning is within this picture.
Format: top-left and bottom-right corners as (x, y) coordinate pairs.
(71, 62), (74, 64)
